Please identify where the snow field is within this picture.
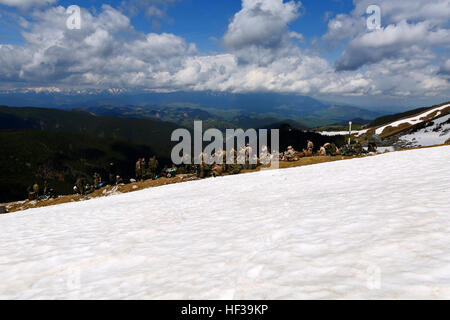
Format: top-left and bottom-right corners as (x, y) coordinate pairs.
(1, 146), (450, 299)
(399, 114), (450, 147)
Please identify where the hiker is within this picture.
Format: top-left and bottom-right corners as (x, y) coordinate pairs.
(148, 156), (159, 180)
(251, 154), (259, 168)
(212, 164), (223, 177)
(180, 154), (193, 174)
(260, 145), (271, 165)
(244, 144), (253, 168)
(221, 149), (227, 168)
(75, 177), (86, 195)
(353, 141), (364, 155)
(284, 146), (297, 161)
(115, 175), (123, 185)
(135, 159), (142, 181)
(307, 140), (314, 153)
(27, 185), (34, 201)
(198, 152), (212, 178)
(140, 158), (146, 180)
(108, 162), (117, 185)
(237, 147), (246, 165)
(43, 181), (48, 196)
(225, 148), (235, 173)
(167, 164), (177, 178)
(93, 172), (100, 189)
(319, 145), (326, 156)
(324, 143), (336, 156)
(303, 148), (313, 157)
(32, 183), (39, 200)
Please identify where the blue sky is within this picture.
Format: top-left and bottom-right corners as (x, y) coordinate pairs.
(0, 0), (353, 52)
(0, 0), (449, 108)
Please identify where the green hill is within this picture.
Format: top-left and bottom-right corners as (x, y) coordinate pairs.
(0, 106), (180, 149)
(0, 106), (183, 203)
(75, 105), (309, 130)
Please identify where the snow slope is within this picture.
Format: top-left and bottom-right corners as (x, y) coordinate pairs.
(319, 103), (450, 137)
(398, 114), (450, 147)
(375, 103), (450, 135)
(1, 146), (450, 299)
(319, 130), (367, 136)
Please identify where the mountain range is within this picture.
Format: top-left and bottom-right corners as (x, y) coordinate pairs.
(0, 91), (383, 127)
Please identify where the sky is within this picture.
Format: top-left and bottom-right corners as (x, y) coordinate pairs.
(0, 0), (449, 108)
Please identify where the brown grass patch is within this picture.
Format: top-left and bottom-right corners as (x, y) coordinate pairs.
(380, 122), (411, 138)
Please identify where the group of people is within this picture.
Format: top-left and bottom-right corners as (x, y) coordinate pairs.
(27, 181), (53, 201)
(27, 136), (381, 201)
(194, 145), (275, 178)
(135, 156), (159, 181)
(281, 137), (379, 161)
(73, 171), (110, 195)
(280, 140), (315, 161)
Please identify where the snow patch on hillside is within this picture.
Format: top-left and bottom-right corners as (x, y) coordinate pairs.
(375, 104), (450, 135)
(319, 130), (367, 136)
(398, 114), (450, 147)
(1, 146), (450, 299)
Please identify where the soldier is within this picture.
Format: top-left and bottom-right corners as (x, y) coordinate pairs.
(27, 185), (34, 201)
(140, 158), (146, 180)
(135, 158), (142, 181)
(259, 145), (271, 165)
(148, 156), (159, 180)
(93, 172), (100, 189)
(220, 149), (227, 172)
(108, 162), (117, 185)
(167, 164), (177, 178)
(324, 143), (336, 156)
(237, 147), (247, 171)
(319, 146), (326, 156)
(244, 144), (253, 169)
(43, 180), (48, 196)
(75, 177), (86, 195)
(285, 146), (296, 161)
(181, 154), (188, 173)
(212, 164), (223, 177)
(33, 183), (39, 200)
(198, 152), (208, 178)
(307, 140), (314, 153)
(251, 154), (259, 169)
(303, 148), (312, 157)
(353, 141), (363, 155)
(226, 148), (238, 174)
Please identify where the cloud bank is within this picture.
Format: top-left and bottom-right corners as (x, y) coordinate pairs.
(0, 0), (448, 102)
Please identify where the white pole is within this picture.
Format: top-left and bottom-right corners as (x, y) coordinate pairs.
(348, 121), (352, 145)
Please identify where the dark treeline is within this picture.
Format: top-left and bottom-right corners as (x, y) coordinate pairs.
(275, 124), (346, 152)
(0, 130), (172, 203)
